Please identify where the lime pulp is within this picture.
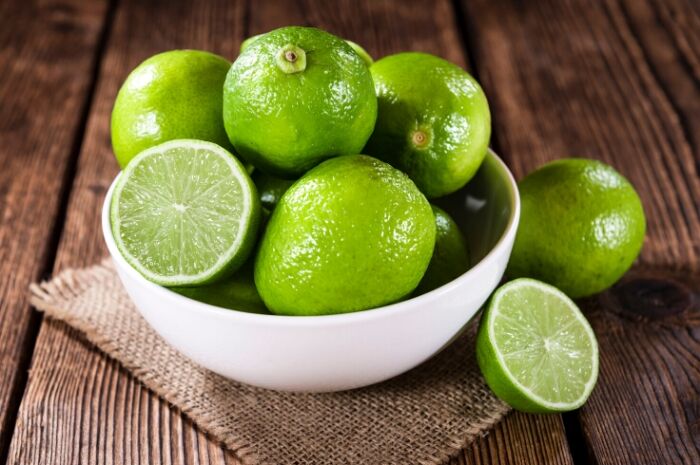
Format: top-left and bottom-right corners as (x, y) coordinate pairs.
(110, 139), (260, 286)
(476, 278), (599, 413)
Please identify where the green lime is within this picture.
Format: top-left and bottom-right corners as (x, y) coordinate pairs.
(111, 50), (233, 168)
(240, 33), (373, 66)
(252, 171), (295, 211)
(239, 33), (263, 53)
(415, 206), (470, 294)
(110, 140), (261, 286)
(171, 259), (268, 314)
(364, 52), (491, 198)
(345, 39), (373, 66)
(507, 158), (646, 298)
(476, 278), (599, 413)
(255, 155), (435, 316)
(224, 26), (377, 177)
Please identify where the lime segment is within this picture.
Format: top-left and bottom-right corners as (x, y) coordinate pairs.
(477, 278), (599, 413)
(110, 140), (260, 286)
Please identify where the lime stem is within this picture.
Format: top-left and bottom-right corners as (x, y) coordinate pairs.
(411, 129), (430, 148)
(276, 45), (306, 74)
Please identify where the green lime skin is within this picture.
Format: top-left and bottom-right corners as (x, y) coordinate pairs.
(224, 27), (378, 178)
(252, 170), (296, 211)
(255, 155), (436, 316)
(345, 40), (374, 66)
(171, 259), (269, 314)
(415, 206), (470, 294)
(507, 159), (646, 298)
(111, 50), (233, 168)
(239, 33), (263, 53)
(364, 52), (491, 198)
(240, 33), (373, 66)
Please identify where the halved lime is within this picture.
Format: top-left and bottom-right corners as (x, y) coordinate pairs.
(476, 278), (599, 413)
(110, 140), (261, 286)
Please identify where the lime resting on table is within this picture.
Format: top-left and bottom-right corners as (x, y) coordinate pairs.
(110, 139), (261, 286)
(476, 278), (599, 413)
(507, 158), (646, 298)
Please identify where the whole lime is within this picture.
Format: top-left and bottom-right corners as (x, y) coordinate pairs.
(111, 50), (232, 168)
(224, 27), (377, 177)
(239, 33), (263, 53)
(345, 39), (373, 66)
(252, 171), (295, 211)
(255, 155), (435, 316)
(364, 52), (491, 198)
(171, 259), (268, 314)
(507, 158), (646, 298)
(415, 206), (470, 294)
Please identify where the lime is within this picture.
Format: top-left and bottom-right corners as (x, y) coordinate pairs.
(252, 171), (295, 211)
(111, 50), (233, 168)
(224, 27), (377, 177)
(110, 140), (261, 286)
(507, 158), (646, 298)
(255, 155), (435, 316)
(171, 260), (268, 314)
(364, 52), (491, 198)
(415, 206), (470, 294)
(476, 278), (599, 413)
(240, 33), (373, 66)
(345, 40), (373, 66)
(239, 33), (263, 53)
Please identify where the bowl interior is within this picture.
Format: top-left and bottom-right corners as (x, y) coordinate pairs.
(103, 150), (517, 319)
(435, 151), (514, 268)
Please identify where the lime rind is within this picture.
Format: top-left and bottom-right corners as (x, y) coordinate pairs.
(110, 139), (260, 286)
(481, 278), (599, 412)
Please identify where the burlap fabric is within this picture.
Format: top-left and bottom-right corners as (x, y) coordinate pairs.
(29, 259), (509, 465)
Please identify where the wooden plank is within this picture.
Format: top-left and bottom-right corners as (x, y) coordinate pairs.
(457, 0), (700, 463)
(8, 1), (573, 465)
(0, 0), (108, 456)
(8, 0), (245, 464)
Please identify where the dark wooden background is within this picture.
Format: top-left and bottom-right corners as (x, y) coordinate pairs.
(0, 0), (698, 463)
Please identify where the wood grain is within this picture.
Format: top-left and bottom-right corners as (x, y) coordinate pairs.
(460, 0), (700, 271)
(8, 0), (246, 463)
(0, 0), (108, 456)
(7, 0), (576, 464)
(458, 0), (700, 463)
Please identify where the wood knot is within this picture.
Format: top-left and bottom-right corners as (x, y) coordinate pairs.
(609, 278), (691, 319)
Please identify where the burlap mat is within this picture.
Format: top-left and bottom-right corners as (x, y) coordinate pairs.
(29, 259), (509, 465)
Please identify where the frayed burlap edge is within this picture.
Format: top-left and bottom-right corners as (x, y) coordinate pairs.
(30, 259), (510, 465)
(29, 260), (265, 464)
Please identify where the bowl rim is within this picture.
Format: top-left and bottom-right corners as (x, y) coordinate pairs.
(102, 149), (520, 327)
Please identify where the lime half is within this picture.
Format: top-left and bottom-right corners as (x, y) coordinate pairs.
(110, 139), (260, 286)
(476, 278), (599, 413)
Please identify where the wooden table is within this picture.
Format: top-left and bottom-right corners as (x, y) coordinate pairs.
(1, 0), (698, 463)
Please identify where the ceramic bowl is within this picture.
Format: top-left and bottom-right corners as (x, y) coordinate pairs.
(102, 150), (520, 392)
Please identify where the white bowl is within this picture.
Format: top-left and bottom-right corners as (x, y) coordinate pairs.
(102, 150), (520, 392)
